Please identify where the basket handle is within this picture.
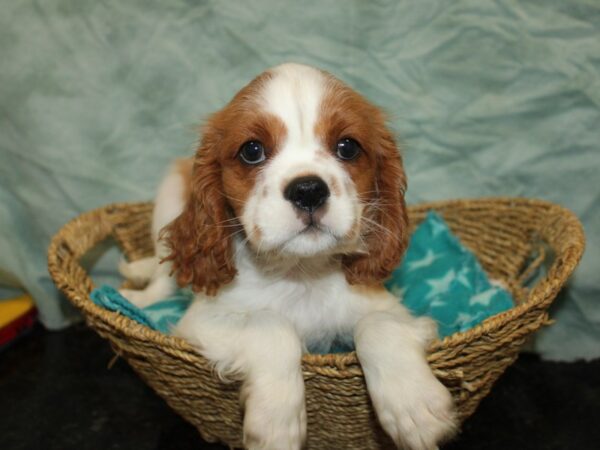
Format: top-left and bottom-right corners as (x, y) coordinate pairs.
(47, 202), (153, 311)
(48, 200), (585, 329)
(525, 204), (585, 309)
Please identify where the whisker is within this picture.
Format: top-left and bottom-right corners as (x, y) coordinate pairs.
(231, 237), (251, 262)
(296, 260), (311, 277)
(362, 200), (400, 208)
(360, 216), (401, 244)
(358, 189), (405, 198)
(362, 202), (402, 223)
(213, 223), (243, 229)
(212, 217), (242, 227)
(220, 190), (245, 204)
(223, 228), (246, 241)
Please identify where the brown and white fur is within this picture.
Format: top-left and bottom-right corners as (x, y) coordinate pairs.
(120, 63), (456, 450)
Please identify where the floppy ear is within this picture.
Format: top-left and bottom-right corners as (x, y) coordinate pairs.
(161, 125), (236, 295)
(343, 127), (409, 285)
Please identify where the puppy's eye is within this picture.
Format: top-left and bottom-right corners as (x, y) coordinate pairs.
(336, 138), (361, 161)
(239, 141), (266, 165)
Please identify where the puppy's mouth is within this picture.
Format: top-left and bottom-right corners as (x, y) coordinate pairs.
(299, 222), (328, 236)
(296, 212), (337, 236)
(265, 217), (338, 255)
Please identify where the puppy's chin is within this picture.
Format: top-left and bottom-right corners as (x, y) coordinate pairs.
(246, 225), (350, 259)
(279, 228), (340, 257)
(242, 201), (362, 258)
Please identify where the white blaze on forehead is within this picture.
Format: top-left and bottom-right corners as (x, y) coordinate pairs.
(260, 63), (328, 146)
(240, 64), (361, 256)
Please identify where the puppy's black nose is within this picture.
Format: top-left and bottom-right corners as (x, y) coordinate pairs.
(284, 176), (330, 213)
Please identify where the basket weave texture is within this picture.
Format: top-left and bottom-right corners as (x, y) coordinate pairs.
(48, 198), (585, 450)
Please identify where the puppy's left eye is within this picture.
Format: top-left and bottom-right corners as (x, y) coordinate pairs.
(239, 141), (266, 165)
(336, 138), (362, 161)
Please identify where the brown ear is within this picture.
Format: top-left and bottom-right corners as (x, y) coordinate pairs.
(343, 128), (409, 285)
(161, 128), (236, 295)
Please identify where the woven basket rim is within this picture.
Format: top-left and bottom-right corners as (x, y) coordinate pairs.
(47, 196), (585, 371)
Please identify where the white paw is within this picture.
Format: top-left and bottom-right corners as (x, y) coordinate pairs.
(413, 316), (439, 346)
(118, 257), (157, 286)
(372, 373), (457, 450)
(118, 288), (155, 309)
(242, 377), (307, 450)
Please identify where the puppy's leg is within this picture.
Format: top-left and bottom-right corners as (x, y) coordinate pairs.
(119, 210), (178, 308)
(175, 304), (306, 450)
(119, 160), (189, 308)
(354, 294), (456, 450)
(119, 238), (177, 308)
(119, 260), (176, 308)
(118, 256), (159, 286)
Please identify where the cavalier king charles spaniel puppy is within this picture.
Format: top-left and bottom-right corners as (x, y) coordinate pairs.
(120, 63), (456, 450)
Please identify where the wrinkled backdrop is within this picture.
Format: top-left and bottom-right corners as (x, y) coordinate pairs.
(1, 0), (599, 361)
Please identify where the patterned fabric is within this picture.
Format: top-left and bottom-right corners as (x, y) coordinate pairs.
(91, 211), (513, 345)
(385, 212), (513, 338)
(90, 286), (192, 334)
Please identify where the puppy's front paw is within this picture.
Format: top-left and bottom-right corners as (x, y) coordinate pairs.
(242, 377), (307, 450)
(373, 374), (457, 450)
(118, 288), (154, 308)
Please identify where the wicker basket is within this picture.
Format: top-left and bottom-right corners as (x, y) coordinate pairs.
(47, 198), (584, 449)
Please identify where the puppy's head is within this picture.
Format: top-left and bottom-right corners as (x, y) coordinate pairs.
(164, 63), (408, 294)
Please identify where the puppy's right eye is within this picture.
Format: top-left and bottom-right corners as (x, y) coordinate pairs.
(335, 137), (362, 161)
(239, 141), (266, 165)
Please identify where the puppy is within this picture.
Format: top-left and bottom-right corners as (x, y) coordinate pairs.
(120, 63), (456, 450)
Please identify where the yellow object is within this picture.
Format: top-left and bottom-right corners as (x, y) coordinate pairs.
(0, 295), (35, 328)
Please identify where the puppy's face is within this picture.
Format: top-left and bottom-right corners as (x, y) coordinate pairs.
(219, 65), (380, 257)
(165, 64), (408, 294)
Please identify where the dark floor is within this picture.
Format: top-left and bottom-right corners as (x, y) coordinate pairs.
(1, 324), (599, 450)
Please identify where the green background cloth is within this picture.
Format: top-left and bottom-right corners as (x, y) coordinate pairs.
(1, 0), (598, 361)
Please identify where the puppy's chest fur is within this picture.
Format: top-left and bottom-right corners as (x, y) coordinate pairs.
(210, 242), (371, 353)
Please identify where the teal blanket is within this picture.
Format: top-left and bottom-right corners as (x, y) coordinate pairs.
(91, 212), (513, 351)
(1, 1), (598, 361)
